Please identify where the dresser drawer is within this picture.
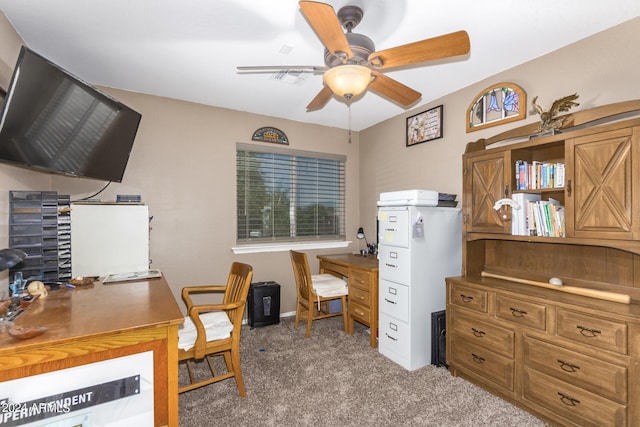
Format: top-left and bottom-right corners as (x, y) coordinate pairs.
(557, 309), (627, 355)
(450, 336), (514, 391)
(523, 337), (627, 402)
(450, 310), (514, 358)
(378, 246), (411, 284)
(350, 302), (371, 326)
(523, 368), (626, 427)
(449, 282), (487, 313)
(495, 294), (547, 331)
(349, 268), (372, 291)
(349, 285), (370, 308)
(379, 279), (409, 322)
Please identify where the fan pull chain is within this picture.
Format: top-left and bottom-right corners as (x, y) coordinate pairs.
(348, 104), (352, 144)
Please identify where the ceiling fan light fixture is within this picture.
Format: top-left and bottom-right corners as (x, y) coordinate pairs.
(323, 64), (372, 100)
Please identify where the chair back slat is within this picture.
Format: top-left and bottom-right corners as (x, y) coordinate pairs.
(225, 262), (254, 325)
(290, 250), (313, 301)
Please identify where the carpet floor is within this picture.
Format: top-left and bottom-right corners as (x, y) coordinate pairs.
(178, 315), (546, 426)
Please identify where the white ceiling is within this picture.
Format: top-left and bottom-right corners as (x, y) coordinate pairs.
(1, 0), (639, 131)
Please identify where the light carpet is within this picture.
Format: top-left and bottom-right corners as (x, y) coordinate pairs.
(178, 315), (545, 426)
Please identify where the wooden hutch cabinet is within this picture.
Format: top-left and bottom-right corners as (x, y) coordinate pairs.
(447, 100), (640, 427)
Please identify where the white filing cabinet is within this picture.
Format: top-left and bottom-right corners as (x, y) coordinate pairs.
(71, 203), (150, 277)
(378, 205), (461, 370)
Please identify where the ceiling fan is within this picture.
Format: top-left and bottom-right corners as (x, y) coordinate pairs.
(237, 1), (471, 112)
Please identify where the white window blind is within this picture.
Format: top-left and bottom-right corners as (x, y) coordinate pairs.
(236, 144), (345, 244)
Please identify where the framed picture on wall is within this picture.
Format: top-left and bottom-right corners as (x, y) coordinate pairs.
(406, 105), (443, 147)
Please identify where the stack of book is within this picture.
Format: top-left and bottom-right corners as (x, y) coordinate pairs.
(515, 160), (565, 190)
(511, 193), (565, 237)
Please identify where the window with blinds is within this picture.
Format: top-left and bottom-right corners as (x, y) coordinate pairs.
(236, 144), (345, 243)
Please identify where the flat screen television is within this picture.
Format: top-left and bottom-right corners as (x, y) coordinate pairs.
(0, 46), (142, 182)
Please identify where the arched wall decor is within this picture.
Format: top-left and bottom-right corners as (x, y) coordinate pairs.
(466, 83), (526, 133)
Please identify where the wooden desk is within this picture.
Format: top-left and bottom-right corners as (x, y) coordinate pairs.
(317, 253), (379, 348)
(0, 276), (183, 427)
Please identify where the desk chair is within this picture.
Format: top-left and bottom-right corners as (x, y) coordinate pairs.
(177, 262), (253, 396)
(289, 250), (348, 337)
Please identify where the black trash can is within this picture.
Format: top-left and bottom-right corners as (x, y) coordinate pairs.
(247, 281), (281, 328)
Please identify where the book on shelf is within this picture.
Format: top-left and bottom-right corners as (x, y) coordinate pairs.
(528, 198), (565, 237)
(514, 160), (565, 190)
(511, 192), (541, 236)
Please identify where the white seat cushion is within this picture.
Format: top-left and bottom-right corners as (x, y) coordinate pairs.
(311, 274), (348, 297)
(178, 311), (233, 351)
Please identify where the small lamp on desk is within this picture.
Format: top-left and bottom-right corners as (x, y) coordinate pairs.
(356, 227), (369, 256)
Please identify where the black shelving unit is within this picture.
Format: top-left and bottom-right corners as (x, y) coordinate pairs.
(57, 194), (72, 281)
(9, 191), (70, 282)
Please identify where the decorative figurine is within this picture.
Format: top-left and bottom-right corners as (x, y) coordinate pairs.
(531, 93), (580, 133)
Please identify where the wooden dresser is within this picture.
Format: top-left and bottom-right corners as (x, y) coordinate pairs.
(317, 253), (379, 348)
(446, 100), (640, 426)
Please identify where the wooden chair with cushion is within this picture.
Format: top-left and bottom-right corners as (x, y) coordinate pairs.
(177, 262), (253, 396)
(289, 250), (348, 337)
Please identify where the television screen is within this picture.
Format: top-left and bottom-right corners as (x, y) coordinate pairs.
(0, 46), (142, 182)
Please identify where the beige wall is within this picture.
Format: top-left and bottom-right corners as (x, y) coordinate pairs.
(50, 93), (360, 313)
(1, 12), (639, 315)
(359, 17), (640, 241)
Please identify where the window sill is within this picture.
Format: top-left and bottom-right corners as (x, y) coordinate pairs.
(232, 240), (351, 254)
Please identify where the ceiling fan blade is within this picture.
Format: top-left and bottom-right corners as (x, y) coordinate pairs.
(306, 86), (334, 111)
(299, 1), (352, 59)
(369, 30), (470, 70)
(237, 65), (326, 74)
(369, 71), (421, 107)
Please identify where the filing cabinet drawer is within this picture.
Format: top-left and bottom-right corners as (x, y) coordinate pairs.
(379, 279), (409, 322)
(349, 286), (370, 308)
(378, 208), (409, 247)
(450, 310), (514, 358)
(378, 245), (411, 284)
(379, 313), (410, 358)
(523, 368), (626, 427)
(448, 282), (488, 313)
(523, 337), (627, 402)
(450, 336), (514, 391)
(557, 309), (627, 354)
(495, 294), (547, 331)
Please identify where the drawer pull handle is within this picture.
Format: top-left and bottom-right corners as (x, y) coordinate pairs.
(471, 353), (485, 364)
(385, 263), (397, 268)
(558, 392), (580, 407)
(509, 307), (527, 317)
(471, 328), (485, 337)
(384, 298), (397, 305)
(460, 294), (474, 303)
(557, 359), (580, 373)
(576, 325), (602, 337)
(385, 333), (398, 341)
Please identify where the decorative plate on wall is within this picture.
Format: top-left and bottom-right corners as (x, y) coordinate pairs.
(252, 127), (288, 145)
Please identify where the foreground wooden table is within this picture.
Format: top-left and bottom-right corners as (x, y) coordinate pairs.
(0, 275), (183, 427)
